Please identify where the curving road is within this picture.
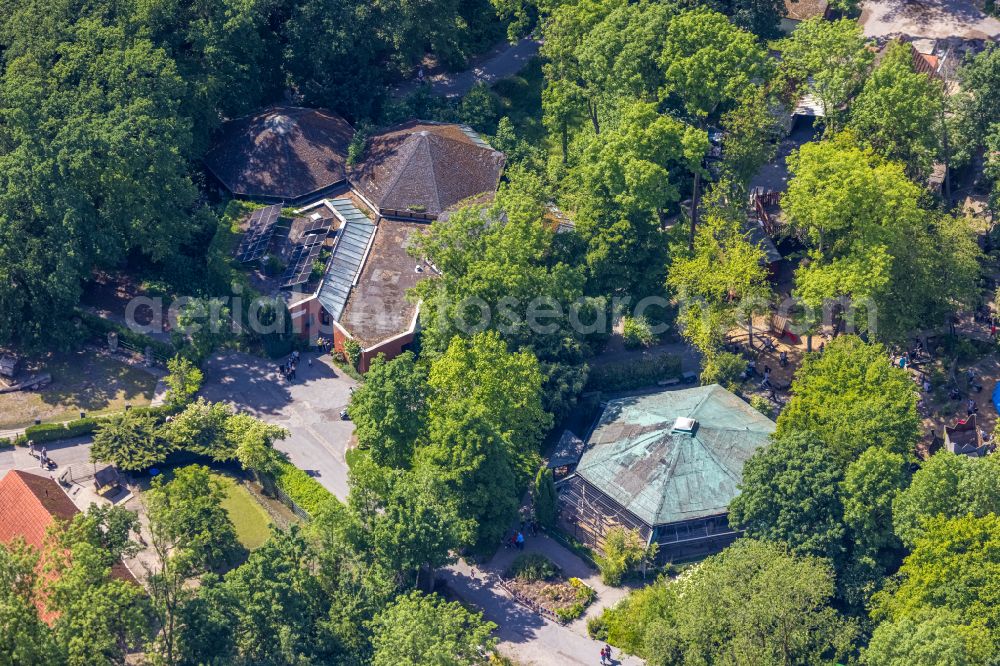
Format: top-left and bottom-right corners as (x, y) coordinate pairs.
(396, 38), (542, 99)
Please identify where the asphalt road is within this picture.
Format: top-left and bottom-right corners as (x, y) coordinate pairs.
(396, 38), (542, 98)
(199, 351), (357, 501)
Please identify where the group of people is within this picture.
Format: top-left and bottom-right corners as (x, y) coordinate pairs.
(599, 644), (615, 665)
(27, 442), (52, 469)
(505, 531), (526, 550)
(280, 350), (305, 381)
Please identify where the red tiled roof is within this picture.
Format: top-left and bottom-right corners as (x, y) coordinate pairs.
(203, 106), (355, 201)
(0, 470), (78, 551)
(0, 470), (138, 624)
(350, 120), (504, 216)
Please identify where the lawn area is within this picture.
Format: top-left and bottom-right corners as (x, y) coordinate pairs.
(215, 473), (273, 551)
(0, 350), (157, 430)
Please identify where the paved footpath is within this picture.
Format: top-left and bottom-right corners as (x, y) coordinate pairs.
(443, 534), (645, 666)
(396, 38), (541, 98)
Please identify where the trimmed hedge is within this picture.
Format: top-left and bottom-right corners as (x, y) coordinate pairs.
(272, 460), (337, 517)
(584, 354), (682, 393)
(18, 417), (100, 445)
(15, 405), (181, 446)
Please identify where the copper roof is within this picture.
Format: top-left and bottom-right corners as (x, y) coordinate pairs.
(203, 106), (354, 201)
(575, 385), (775, 527)
(350, 121), (504, 216)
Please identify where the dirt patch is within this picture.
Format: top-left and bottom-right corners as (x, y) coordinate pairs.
(0, 350), (157, 430)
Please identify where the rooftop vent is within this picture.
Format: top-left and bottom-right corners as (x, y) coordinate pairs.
(265, 114), (295, 135)
(672, 417), (697, 433)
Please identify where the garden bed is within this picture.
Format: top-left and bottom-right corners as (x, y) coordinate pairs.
(504, 553), (596, 623)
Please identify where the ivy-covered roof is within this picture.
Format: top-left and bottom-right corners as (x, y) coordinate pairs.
(575, 384), (775, 527)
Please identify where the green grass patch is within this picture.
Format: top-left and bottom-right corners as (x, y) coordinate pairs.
(0, 351), (158, 430)
(213, 473), (273, 551)
(492, 56), (545, 143)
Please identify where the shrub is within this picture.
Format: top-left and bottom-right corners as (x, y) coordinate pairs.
(749, 395), (774, 419)
(20, 418), (100, 445)
(508, 553), (560, 582)
(272, 460), (337, 517)
(344, 338), (362, 370)
(701, 351), (747, 386)
(622, 316), (656, 349)
(595, 526), (657, 586)
(587, 614), (609, 640)
(0, 437), (12, 449)
(585, 354), (682, 392)
(555, 579), (596, 622)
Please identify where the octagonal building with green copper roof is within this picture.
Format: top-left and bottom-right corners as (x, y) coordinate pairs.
(557, 384), (775, 561)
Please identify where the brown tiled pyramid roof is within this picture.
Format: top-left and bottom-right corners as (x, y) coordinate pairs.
(204, 106), (355, 201)
(350, 121), (505, 216)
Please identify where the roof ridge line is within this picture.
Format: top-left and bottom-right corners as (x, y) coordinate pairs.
(424, 134), (444, 214)
(651, 432), (686, 525)
(380, 134), (426, 206)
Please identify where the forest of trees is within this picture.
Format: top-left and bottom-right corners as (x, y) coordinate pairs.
(3, 0), (1000, 663)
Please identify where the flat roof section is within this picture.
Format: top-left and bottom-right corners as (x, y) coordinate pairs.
(338, 220), (431, 348)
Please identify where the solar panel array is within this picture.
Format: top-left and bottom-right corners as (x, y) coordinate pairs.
(317, 199), (377, 321)
(235, 204), (282, 263)
(280, 242), (324, 288)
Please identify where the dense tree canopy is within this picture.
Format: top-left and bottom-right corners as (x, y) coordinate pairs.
(602, 539), (857, 665)
(775, 336), (920, 462)
(848, 42), (944, 179)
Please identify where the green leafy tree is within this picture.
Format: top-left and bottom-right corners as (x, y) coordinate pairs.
(873, 514), (1000, 652)
(349, 352), (428, 469)
(848, 41), (944, 178)
(164, 356), (203, 408)
(410, 173), (588, 418)
(91, 410), (172, 471)
(370, 591), (497, 666)
(369, 468), (474, 590)
(719, 87), (780, 188)
(729, 432), (847, 565)
(669, 211), (771, 363)
(225, 412), (288, 479)
(423, 407), (523, 549)
(146, 465), (242, 572)
(533, 467), (558, 528)
(864, 610), (992, 666)
(603, 539), (857, 664)
(428, 331), (551, 465)
(0, 541), (60, 665)
(784, 138), (980, 341)
(221, 528), (334, 664)
(594, 526), (656, 586)
(41, 510), (153, 665)
(892, 451), (1000, 548)
(0, 16), (204, 348)
(776, 18), (873, 131)
(775, 336), (919, 463)
(161, 398), (233, 459)
(842, 447), (909, 559)
(658, 8), (769, 121)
